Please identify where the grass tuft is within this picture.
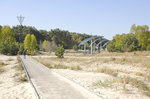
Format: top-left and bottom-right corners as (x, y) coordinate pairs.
(94, 67), (118, 77)
(19, 74), (28, 82)
(42, 62), (82, 70)
(7, 58), (13, 61)
(94, 76), (150, 96)
(0, 68), (4, 74)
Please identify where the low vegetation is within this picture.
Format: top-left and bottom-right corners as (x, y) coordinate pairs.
(44, 63), (82, 70)
(93, 76), (150, 96)
(94, 67), (118, 77)
(34, 58), (82, 71)
(55, 45), (65, 58)
(13, 56), (28, 82)
(0, 61), (5, 74)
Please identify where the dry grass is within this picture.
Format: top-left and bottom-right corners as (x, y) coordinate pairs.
(37, 59), (82, 71)
(0, 61), (5, 66)
(13, 56), (28, 82)
(93, 76), (150, 96)
(7, 58), (13, 61)
(0, 61), (5, 74)
(0, 68), (4, 74)
(35, 51), (150, 97)
(94, 67), (118, 77)
(135, 72), (144, 77)
(19, 74), (28, 82)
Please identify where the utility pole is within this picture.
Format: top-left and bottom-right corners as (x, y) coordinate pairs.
(17, 15), (25, 43)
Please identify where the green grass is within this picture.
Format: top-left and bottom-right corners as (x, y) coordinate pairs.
(93, 76), (150, 96)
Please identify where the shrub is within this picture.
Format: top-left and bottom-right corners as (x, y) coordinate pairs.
(73, 44), (78, 51)
(55, 45), (65, 58)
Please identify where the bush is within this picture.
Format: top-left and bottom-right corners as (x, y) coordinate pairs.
(55, 45), (65, 58)
(73, 44), (78, 51)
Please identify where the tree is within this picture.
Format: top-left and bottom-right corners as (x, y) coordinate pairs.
(138, 31), (150, 50)
(24, 34), (37, 51)
(31, 34), (37, 51)
(18, 43), (24, 54)
(50, 28), (72, 49)
(0, 26), (18, 55)
(42, 40), (57, 52)
(42, 40), (48, 51)
(130, 24), (136, 33)
(24, 34), (31, 50)
(147, 44), (150, 50)
(107, 40), (116, 52)
(55, 45), (65, 58)
(121, 36), (139, 52)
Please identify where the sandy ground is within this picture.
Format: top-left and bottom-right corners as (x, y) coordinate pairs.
(0, 55), (35, 99)
(52, 69), (150, 99)
(34, 52), (150, 99)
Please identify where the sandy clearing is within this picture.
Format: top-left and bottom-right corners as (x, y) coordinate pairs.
(52, 69), (150, 99)
(0, 55), (35, 99)
(34, 52), (150, 99)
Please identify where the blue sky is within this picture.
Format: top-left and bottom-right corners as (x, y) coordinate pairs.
(1, 0), (150, 40)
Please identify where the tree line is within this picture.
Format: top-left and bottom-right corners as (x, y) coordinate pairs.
(107, 24), (150, 52)
(0, 25), (92, 55)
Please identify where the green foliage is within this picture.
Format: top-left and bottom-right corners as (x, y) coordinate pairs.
(24, 34), (37, 51)
(73, 44), (78, 51)
(42, 40), (49, 51)
(107, 40), (116, 52)
(108, 24), (150, 52)
(18, 43), (24, 54)
(138, 31), (150, 50)
(0, 26), (19, 55)
(121, 36), (139, 52)
(0, 41), (19, 55)
(31, 34), (37, 51)
(55, 45), (65, 58)
(24, 34), (31, 50)
(147, 44), (150, 50)
(12, 25), (92, 49)
(50, 28), (72, 49)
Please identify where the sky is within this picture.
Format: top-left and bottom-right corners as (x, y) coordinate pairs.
(1, 0), (150, 40)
